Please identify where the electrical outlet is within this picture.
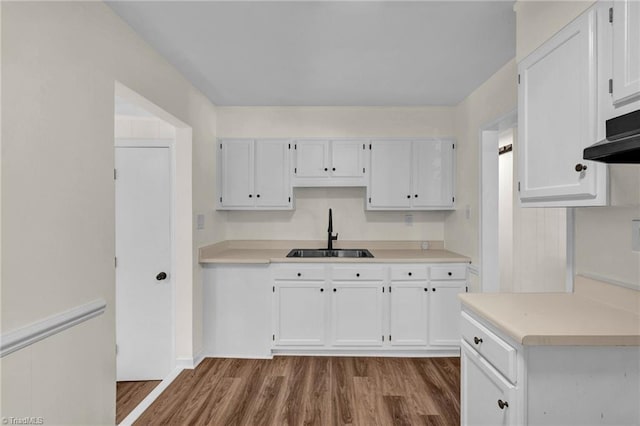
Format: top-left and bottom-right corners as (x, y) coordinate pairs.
(404, 214), (413, 227)
(632, 220), (640, 252)
(421, 241), (430, 250)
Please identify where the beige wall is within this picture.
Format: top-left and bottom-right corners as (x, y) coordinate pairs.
(445, 59), (518, 292)
(1, 2), (221, 423)
(515, 0), (640, 289)
(217, 107), (455, 241)
(514, 1), (595, 61)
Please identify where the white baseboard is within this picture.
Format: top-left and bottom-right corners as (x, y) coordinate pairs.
(271, 349), (460, 357)
(175, 351), (206, 370)
(118, 367), (183, 426)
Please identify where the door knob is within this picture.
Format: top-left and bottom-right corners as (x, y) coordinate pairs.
(497, 399), (509, 410)
(156, 272), (167, 281)
(575, 163), (588, 172)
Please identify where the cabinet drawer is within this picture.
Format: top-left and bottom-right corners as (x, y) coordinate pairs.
(430, 265), (467, 280)
(332, 267), (385, 281)
(273, 267), (326, 281)
(390, 266), (428, 281)
(461, 312), (517, 383)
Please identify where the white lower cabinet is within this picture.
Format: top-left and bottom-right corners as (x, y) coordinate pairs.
(270, 263), (467, 353)
(461, 341), (516, 426)
(429, 281), (466, 346)
(274, 281), (327, 346)
(388, 265), (429, 346)
(202, 262), (469, 357)
(331, 282), (384, 346)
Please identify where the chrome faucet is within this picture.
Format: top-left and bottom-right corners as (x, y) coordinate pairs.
(327, 208), (338, 250)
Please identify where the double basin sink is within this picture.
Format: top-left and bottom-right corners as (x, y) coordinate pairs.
(286, 248), (374, 258)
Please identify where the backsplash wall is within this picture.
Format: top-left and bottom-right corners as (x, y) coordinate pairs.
(216, 106), (455, 241)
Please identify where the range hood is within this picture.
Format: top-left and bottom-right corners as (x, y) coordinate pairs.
(584, 109), (640, 164)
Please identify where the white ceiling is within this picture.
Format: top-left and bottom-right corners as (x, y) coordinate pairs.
(108, 1), (515, 107)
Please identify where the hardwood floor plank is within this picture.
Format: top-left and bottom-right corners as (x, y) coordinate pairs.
(123, 356), (462, 426)
(383, 395), (412, 426)
(116, 380), (161, 424)
(250, 375), (285, 426)
(302, 356), (331, 426)
(332, 357), (355, 425)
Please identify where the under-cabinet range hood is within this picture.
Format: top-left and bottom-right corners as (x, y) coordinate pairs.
(584, 109), (640, 164)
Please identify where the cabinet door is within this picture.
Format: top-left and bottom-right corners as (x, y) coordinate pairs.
(331, 140), (364, 178)
(429, 281), (466, 346)
(295, 140), (329, 178)
(274, 282), (327, 346)
(518, 9), (605, 206)
(331, 282), (384, 346)
(220, 139), (254, 208)
(368, 140), (412, 209)
(413, 139), (455, 208)
(255, 140), (291, 208)
(461, 341), (516, 426)
(389, 281), (428, 346)
(612, 0), (640, 104)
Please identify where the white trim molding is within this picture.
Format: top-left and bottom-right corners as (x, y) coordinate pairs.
(1, 298), (106, 358)
(119, 367), (184, 426)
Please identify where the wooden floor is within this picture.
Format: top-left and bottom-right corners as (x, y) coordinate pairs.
(133, 357), (460, 425)
(117, 380), (161, 424)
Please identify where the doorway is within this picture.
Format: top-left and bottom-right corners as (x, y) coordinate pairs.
(479, 111), (569, 293)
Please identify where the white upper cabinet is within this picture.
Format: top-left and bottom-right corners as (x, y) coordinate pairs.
(218, 139), (292, 210)
(612, 0), (640, 105)
(254, 140), (292, 208)
(331, 140), (365, 178)
(369, 140), (412, 209)
(220, 139), (254, 208)
(294, 140), (328, 178)
(293, 139), (366, 186)
(518, 7), (608, 207)
(600, 0), (640, 129)
(368, 139), (455, 210)
(413, 139), (455, 208)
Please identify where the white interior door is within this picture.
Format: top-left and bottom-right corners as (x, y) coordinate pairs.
(116, 146), (172, 381)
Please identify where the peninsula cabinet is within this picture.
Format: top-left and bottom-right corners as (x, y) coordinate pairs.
(292, 139), (366, 187)
(368, 139), (455, 210)
(217, 139), (292, 210)
(460, 308), (640, 426)
(518, 6), (608, 207)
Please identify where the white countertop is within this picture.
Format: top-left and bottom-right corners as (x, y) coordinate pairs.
(199, 240), (471, 264)
(459, 276), (640, 346)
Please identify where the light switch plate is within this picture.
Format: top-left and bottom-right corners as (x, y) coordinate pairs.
(632, 220), (640, 252)
(196, 214), (205, 230)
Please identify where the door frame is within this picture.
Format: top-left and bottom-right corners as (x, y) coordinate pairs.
(115, 82), (196, 369)
(115, 140), (176, 376)
(478, 109), (575, 293)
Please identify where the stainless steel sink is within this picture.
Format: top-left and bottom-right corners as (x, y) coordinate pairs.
(286, 248), (374, 258)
